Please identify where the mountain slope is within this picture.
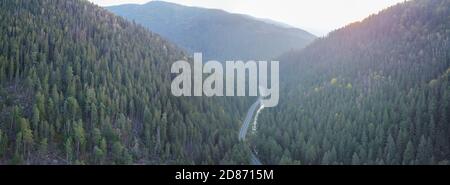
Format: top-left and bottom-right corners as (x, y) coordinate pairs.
(253, 0), (450, 165)
(0, 0), (251, 164)
(107, 1), (316, 61)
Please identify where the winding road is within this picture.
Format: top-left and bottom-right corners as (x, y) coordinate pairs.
(239, 97), (263, 165)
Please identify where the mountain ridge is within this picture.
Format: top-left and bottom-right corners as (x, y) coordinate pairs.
(107, 1), (316, 61)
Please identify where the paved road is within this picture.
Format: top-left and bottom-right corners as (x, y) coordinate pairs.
(239, 98), (263, 165)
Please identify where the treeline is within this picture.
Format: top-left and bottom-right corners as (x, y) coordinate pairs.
(253, 0), (450, 165)
(0, 0), (252, 164)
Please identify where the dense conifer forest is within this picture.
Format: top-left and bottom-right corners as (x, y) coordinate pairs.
(0, 0), (448, 165)
(253, 0), (450, 165)
(0, 0), (252, 164)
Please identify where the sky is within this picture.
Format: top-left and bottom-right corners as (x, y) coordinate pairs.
(88, 0), (408, 36)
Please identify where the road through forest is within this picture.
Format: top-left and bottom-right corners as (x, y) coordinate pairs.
(239, 97), (263, 165)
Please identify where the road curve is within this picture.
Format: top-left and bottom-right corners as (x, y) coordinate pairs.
(239, 97), (263, 165)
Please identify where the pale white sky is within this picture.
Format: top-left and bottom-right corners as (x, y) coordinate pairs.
(88, 0), (408, 36)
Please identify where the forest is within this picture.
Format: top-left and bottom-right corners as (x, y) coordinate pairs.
(0, 0), (448, 165)
(252, 0), (450, 165)
(0, 0), (253, 164)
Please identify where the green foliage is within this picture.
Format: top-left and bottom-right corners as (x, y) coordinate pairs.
(0, 0), (251, 164)
(255, 0), (450, 165)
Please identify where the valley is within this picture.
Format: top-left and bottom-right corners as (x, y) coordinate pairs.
(0, 0), (448, 165)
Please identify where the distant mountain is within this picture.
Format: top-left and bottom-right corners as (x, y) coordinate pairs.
(107, 1), (316, 61)
(240, 14), (295, 29)
(255, 0), (450, 165)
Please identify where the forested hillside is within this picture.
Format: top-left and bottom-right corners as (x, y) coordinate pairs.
(107, 1), (316, 61)
(253, 0), (450, 165)
(0, 0), (252, 164)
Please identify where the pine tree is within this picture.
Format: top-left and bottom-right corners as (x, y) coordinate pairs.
(385, 134), (397, 164)
(73, 120), (86, 158)
(65, 138), (73, 163)
(351, 152), (360, 165)
(0, 130), (6, 157)
(93, 146), (104, 164)
(31, 105), (40, 138)
(38, 138), (48, 160)
(402, 141), (415, 165)
(19, 118), (33, 161)
(416, 136), (431, 164)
